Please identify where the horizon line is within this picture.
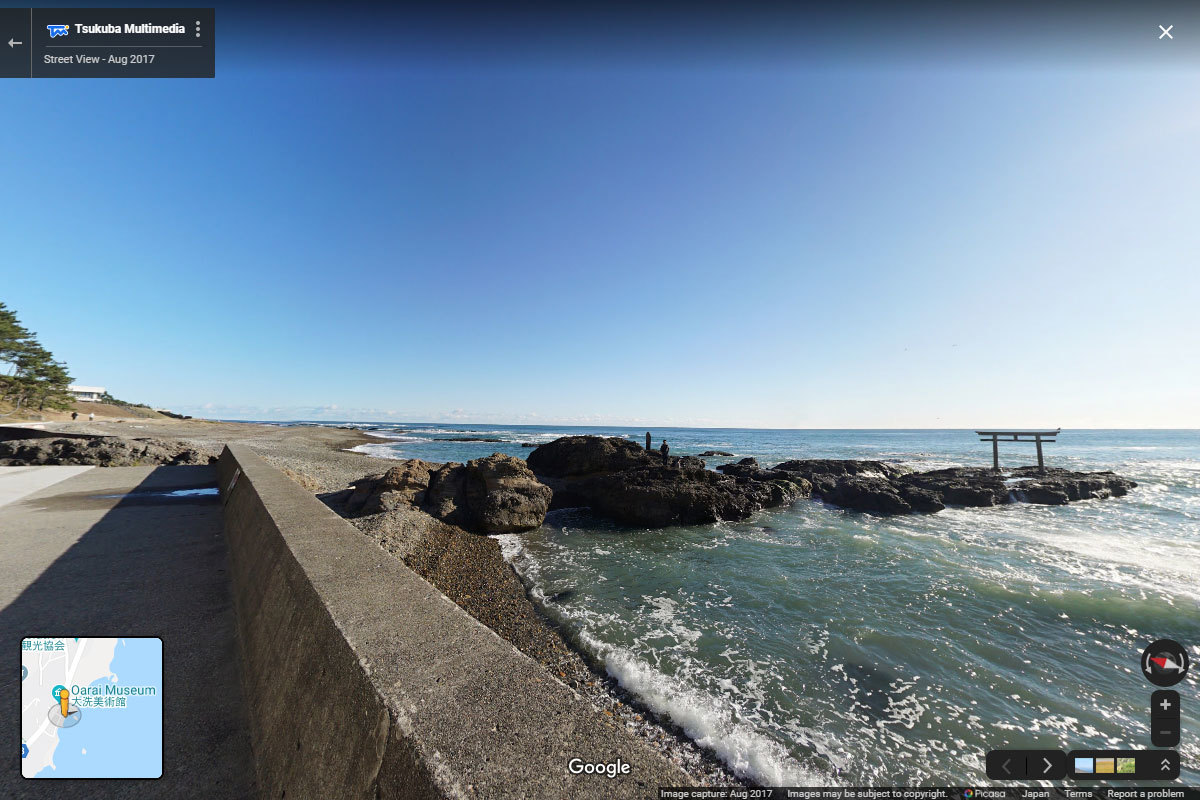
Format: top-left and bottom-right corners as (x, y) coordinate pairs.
(208, 418), (1200, 432)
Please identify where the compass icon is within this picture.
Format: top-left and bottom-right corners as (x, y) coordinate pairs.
(1141, 639), (1190, 687)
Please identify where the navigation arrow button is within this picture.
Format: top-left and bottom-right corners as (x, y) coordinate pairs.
(987, 749), (1028, 780)
(7, 38), (21, 48)
(1030, 749), (1066, 779)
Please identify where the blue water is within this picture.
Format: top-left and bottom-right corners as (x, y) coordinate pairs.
(305, 423), (1200, 786)
(36, 638), (162, 779)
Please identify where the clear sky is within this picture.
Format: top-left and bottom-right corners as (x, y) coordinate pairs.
(3, 3), (1198, 427)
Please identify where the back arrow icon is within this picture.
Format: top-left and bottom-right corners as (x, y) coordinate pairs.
(8, 39), (22, 48)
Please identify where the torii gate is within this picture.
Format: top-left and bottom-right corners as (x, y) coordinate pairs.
(975, 429), (1061, 473)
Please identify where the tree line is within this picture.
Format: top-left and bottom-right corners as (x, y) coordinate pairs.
(0, 302), (74, 412)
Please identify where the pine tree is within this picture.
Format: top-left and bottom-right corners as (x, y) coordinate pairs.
(0, 302), (73, 411)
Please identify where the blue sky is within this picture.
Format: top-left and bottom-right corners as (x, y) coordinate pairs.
(3, 4), (1198, 427)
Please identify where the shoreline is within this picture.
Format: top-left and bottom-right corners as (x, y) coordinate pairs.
(17, 417), (741, 786)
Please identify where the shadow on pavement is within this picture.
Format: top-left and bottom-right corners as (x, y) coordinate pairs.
(1, 466), (255, 799)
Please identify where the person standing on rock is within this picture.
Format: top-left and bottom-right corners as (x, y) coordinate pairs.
(71, 411), (78, 421)
(660, 440), (669, 466)
(646, 431), (652, 451)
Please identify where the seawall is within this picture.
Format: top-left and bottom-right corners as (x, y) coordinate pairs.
(217, 443), (691, 798)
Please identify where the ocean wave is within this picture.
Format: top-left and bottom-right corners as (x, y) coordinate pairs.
(360, 430), (423, 441)
(577, 629), (830, 786)
(347, 442), (407, 459)
(499, 534), (833, 786)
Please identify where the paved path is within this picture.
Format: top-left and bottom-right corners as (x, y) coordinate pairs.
(0, 466), (254, 798)
(0, 466), (93, 509)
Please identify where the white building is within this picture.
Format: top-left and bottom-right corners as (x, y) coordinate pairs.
(68, 385), (106, 402)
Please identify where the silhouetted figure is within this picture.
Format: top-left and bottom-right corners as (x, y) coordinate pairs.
(71, 411), (78, 421)
(660, 440), (669, 465)
(645, 431), (652, 451)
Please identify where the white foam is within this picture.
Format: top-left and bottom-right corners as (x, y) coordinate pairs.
(494, 533), (523, 562)
(579, 631), (828, 786)
(347, 442), (406, 459)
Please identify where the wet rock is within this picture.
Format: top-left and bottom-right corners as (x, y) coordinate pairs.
(820, 476), (912, 515)
(899, 468), (1009, 507)
(696, 450), (734, 457)
(1009, 467), (1136, 504)
(714, 459), (766, 479)
(810, 465), (1135, 515)
(773, 459), (910, 481)
(898, 485), (946, 513)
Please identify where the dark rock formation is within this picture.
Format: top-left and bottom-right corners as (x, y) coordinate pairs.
(1007, 466), (1136, 505)
(769, 459), (909, 495)
(526, 436), (810, 527)
(526, 437), (1137, 524)
(764, 462), (1133, 515)
(0, 436), (217, 467)
(696, 450), (734, 457)
(345, 453), (551, 534)
(526, 435), (664, 477)
(820, 475), (913, 515)
(897, 468), (1009, 507)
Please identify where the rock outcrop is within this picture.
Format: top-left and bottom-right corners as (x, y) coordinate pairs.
(344, 453), (551, 534)
(1006, 466), (1136, 505)
(0, 436), (217, 467)
(344, 460), (434, 515)
(716, 460), (1135, 516)
(526, 436), (810, 527)
(522, 436), (1137, 525)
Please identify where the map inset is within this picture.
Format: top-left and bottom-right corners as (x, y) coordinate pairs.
(21, 637), (162, 778)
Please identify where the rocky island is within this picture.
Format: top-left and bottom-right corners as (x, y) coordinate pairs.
(523, 435), (1137, 527)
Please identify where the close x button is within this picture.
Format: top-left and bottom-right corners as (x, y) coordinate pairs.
(986, 749), (1066, 780)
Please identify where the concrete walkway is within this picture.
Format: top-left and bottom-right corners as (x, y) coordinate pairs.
(0, 466), (254, 798)
(0, 466), (93, 509)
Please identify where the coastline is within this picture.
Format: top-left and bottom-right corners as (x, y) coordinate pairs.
(23, 417), (741, 786)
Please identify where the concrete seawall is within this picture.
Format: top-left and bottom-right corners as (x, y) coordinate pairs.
(218, 444), (692, 799)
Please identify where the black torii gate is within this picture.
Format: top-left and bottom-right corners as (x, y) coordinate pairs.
(975, 429), (1061, 473)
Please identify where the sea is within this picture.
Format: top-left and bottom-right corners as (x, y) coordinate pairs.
(281, 423), (1200, 786)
